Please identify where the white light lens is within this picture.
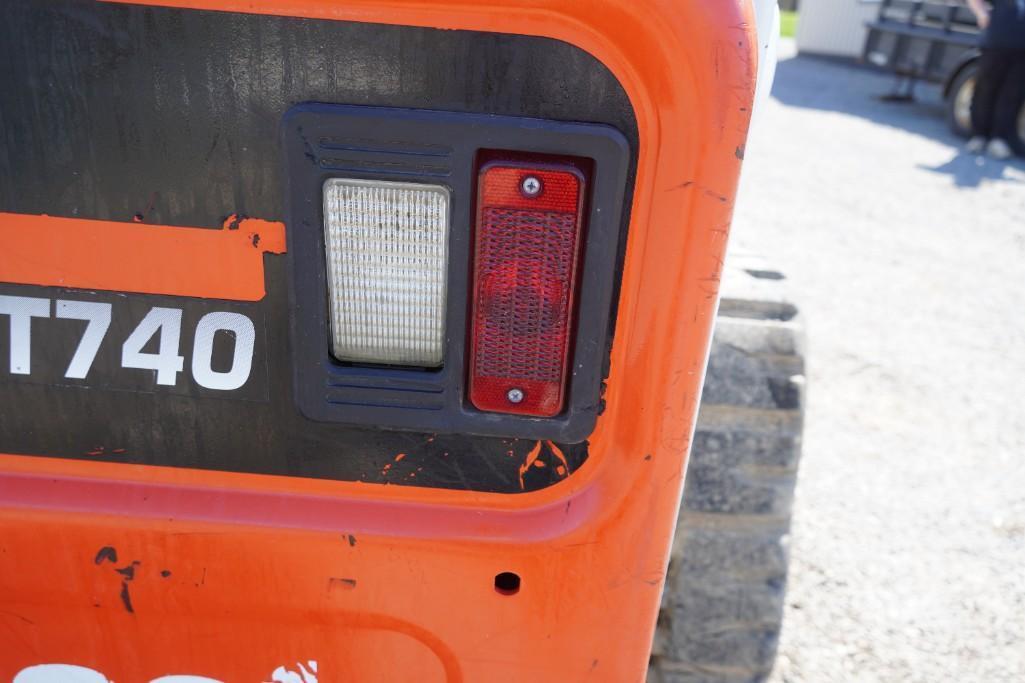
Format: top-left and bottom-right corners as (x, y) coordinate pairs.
(323, 178), (450, 367)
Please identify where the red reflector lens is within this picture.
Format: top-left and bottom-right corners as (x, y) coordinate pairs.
(469, 161), (586, 417)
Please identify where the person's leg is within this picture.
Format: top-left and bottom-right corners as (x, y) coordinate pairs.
(992, 52), (1025, 152)
(970, 49), (1014, 140)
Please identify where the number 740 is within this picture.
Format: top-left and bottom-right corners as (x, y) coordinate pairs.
(0, 295), (255, 391)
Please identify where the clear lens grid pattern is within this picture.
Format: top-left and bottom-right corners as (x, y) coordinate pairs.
(322, 178), (450, 367)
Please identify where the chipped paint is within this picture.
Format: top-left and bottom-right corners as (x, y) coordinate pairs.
(545, 441), (571, 479)
(517, 441), (544, 490)
(93, 547), (117, 565)
(119, 582), (134, 614)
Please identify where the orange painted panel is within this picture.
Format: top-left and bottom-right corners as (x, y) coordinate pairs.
(0, 0), (758, 680)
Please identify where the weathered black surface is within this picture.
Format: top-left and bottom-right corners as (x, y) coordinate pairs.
(0, 0), (637, 492)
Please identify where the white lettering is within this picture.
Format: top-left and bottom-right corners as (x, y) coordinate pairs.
(56, 300), (112, 379)
(0, 294), (50, 374)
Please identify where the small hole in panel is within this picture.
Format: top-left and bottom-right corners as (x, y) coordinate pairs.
(494, 572), (521, 595)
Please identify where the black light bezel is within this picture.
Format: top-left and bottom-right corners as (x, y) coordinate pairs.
(282, 104), (629, 442)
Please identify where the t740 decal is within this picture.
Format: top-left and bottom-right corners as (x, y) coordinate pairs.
(0, 287), (267, 401)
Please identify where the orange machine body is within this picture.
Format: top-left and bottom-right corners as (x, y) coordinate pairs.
(0, 0), (756, 680)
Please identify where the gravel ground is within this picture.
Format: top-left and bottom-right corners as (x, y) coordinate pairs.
(730, 41), (1025, 682)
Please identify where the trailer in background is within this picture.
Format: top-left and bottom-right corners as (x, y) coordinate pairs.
(863, 0), (1025, 152)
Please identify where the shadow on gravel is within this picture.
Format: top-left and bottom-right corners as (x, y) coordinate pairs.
(918, 151), (1025, 188)
(771, 55), (952, 140)
(770, 52), (1025, 186)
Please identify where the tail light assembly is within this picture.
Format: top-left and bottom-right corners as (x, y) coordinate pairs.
(469, 162), (585, 418)
(285, 104), (629, 442)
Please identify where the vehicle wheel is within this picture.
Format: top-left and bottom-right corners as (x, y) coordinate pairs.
(648, 250), (805, 683)
(946, 63), (977, 139)
(1014, 91), (1025, 157)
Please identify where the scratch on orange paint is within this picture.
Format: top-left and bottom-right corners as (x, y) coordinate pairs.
(517, 441), (544, 491)
(328, 577), (358, 592)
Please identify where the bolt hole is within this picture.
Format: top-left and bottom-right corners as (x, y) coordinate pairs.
(494, 571), (521, 595)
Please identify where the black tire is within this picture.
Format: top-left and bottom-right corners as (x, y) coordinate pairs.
(1013, 92), (1025, 157)
(945, 60), (1025, 156)
(946, 62), (978, 140)
(649, 252), (805, 683)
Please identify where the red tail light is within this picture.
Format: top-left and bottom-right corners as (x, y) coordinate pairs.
(469, 160), (586, 417)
